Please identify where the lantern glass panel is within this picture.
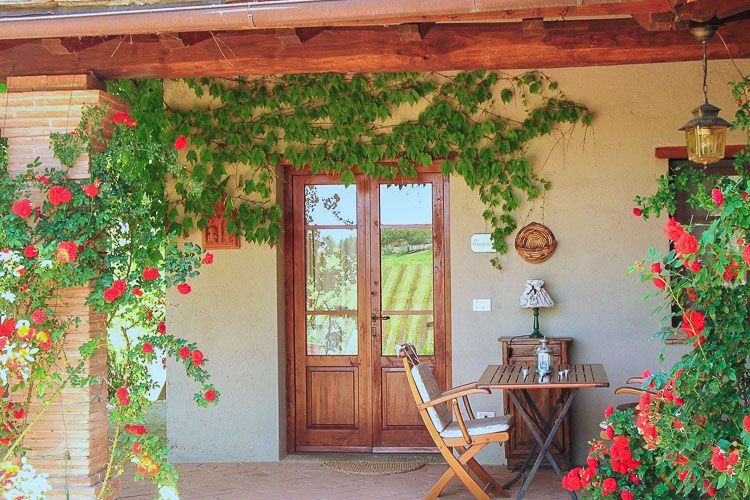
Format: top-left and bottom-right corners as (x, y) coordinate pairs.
(685, 125), (727, 165)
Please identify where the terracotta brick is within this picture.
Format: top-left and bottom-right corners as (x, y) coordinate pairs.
(0, 77), (126, 499)
(7, 74), (103, 92)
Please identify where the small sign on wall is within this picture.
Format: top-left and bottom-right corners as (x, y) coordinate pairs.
(470, 233), (494, 253)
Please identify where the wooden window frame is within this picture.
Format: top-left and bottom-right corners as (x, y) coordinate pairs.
(656, 145), (746, 344)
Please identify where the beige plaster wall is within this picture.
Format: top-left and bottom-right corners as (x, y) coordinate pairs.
(164, 59), (749, 464)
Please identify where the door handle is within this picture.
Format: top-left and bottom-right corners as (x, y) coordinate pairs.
(371, 314), (390, 337)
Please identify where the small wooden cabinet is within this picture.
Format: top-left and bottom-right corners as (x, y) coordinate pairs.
(499, 336), (572, 466)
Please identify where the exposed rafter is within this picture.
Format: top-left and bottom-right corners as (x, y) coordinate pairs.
(0, 18), (749, 80)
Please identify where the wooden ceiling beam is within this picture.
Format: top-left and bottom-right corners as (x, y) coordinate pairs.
(673, 0), (750, 23)
(1, 18), (749, 80)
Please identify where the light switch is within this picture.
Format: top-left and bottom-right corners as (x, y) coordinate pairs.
(472, 298), (491, 312)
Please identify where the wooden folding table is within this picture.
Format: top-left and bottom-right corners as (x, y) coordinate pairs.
(477, 364), (609, 500)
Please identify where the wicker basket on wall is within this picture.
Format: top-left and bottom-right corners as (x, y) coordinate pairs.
(515, 222), (557, 264)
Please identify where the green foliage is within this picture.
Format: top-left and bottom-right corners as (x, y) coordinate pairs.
(573, 77), (750, 499)
(119, 71), (590, 268)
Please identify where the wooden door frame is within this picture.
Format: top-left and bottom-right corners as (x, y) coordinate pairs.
(283, 162), (452, 454)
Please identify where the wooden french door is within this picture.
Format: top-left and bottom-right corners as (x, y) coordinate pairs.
(287, 169), (449, 452)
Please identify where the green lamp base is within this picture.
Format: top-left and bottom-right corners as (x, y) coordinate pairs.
(529, 306), (543, 339)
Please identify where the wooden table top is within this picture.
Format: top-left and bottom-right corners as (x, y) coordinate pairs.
(477, 364), (610, 390)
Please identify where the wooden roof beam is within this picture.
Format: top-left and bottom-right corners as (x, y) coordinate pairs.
(1, 18), (749, 79)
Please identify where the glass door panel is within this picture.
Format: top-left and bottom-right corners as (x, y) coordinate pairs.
(304, 185), (358, 355)
(378, 183), (435, 356)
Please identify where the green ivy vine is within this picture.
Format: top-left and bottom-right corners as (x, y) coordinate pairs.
(113, 71), (591, 267)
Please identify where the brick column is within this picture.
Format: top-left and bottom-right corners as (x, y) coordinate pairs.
(0, 74), (126, 498)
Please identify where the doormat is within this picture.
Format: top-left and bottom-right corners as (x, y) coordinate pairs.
(322, 460), (425, 476)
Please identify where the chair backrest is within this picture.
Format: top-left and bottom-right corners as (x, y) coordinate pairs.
(397, 343), (452, 432)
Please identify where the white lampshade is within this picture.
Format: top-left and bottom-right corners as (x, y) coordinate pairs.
(517, 279), (554, 309)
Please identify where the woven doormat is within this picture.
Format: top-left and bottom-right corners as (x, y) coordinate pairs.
(322, 460), (425, 476)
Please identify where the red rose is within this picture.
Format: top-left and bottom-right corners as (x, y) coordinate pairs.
(620, 491), (633, 500)
(711, 188), (723, 205)
(142, 266), (159, 280)
(743, 415), (750, 433)
(11, 199), (33, 218)
(102, 280), (126, 303)
(23, 245), (38, 259)
(174, 135), (187, 151)
(664, 217), (685, 241)
(606, 425), (614, 440)
(178, 346), (191, 359)
(55, 241), (78, 263)
(562, 468), (583, 491)
(115, 387), (130, 406)
(724, 260), (739, 281)
(675, 231), (698, 256)
(125, 424), (148, 436)
(204, 389), (216, 402)
(652, 277), (666, 290)
(12, 407), (25, 420)
(650, 262), (662, 274)
(37, 175), (50, 186)
(113, 112), (137, 128)
(0, 319), (15, 338)
(602, 477), (617, 496)
(177, 283), (192, 295)
(728, 449), (739, 466)
(629, 472), (641, 485)
(132, 441), (143, 454)
(678, 469), (689, 481)
(48, 186), (72, 206)
(673, 419), (683, 430)
(30, 309), (45, 324)
(743, 192), (750, 200)
(82, 183), (100, 198)
(141, 343), (154, 354)
(132, 287), (143, 297)
(632, 207), (642, 216)
(191, 349), (204, 366)
(744, 244), (750, 266)
(604, 406), (614, 418)
(681, 310), (705, 338)
(157, 321), (166, 334)
(202, 252), (214, 265)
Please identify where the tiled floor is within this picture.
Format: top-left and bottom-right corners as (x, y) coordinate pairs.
(118, 460), (570, 499)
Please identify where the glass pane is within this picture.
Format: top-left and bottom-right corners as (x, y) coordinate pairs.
(381, 228), (433, 310)
(304, 184), (356, 225)
(382, 314), (434, 356)
(306, 229), (357, 311)
(307, 314), (358, 355)
(380, 184), (432, 225)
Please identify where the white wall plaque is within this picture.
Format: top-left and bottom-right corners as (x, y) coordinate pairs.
(470, 233), (494, 253)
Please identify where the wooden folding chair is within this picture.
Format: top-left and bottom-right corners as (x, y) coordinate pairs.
(397, 343), (512, 499)
(599, 376), (656, 439)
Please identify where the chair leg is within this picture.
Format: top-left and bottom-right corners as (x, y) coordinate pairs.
(426, 467), (455, 499)
(457, 446), (509, 498)
(430, 445), (491, 500)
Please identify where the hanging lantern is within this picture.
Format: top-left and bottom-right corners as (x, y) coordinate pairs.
(679, 24), (731, 165)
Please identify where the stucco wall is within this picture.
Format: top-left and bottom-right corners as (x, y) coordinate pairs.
(164, 59), (749, 464)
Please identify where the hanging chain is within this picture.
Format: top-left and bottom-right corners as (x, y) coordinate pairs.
(702, 41), (709, 103)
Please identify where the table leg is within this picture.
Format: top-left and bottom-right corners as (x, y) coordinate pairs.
(520, 389), (574, 469)
(509, 389), (578, 500)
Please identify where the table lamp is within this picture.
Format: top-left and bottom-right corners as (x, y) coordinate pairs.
(517, 279), (555, 339)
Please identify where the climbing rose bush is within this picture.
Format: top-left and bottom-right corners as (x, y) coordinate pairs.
(0, 107), (219, 497)
(566, 77), (750, 499)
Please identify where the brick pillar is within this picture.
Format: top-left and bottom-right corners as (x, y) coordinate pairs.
(0, 74), (127, 498)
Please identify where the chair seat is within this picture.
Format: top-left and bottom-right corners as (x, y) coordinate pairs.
(440, 415), (512, 439)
